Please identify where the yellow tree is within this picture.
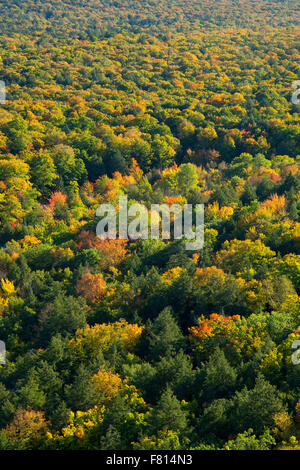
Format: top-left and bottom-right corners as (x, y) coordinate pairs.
(76, 271), (106, 304)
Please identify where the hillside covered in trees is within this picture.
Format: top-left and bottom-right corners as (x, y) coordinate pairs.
(0, 0), (299, 451)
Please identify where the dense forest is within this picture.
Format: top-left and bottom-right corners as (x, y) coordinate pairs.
(0, 0), (299, 451)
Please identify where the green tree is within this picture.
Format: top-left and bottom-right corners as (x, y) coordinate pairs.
(202, 348), (237, 401)
(148, 388), (188, 434)
(231, 374), (285, 435)
(140, 307), (184, 361)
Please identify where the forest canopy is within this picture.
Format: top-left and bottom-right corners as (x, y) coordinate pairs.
(0, 0), (299, 451)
